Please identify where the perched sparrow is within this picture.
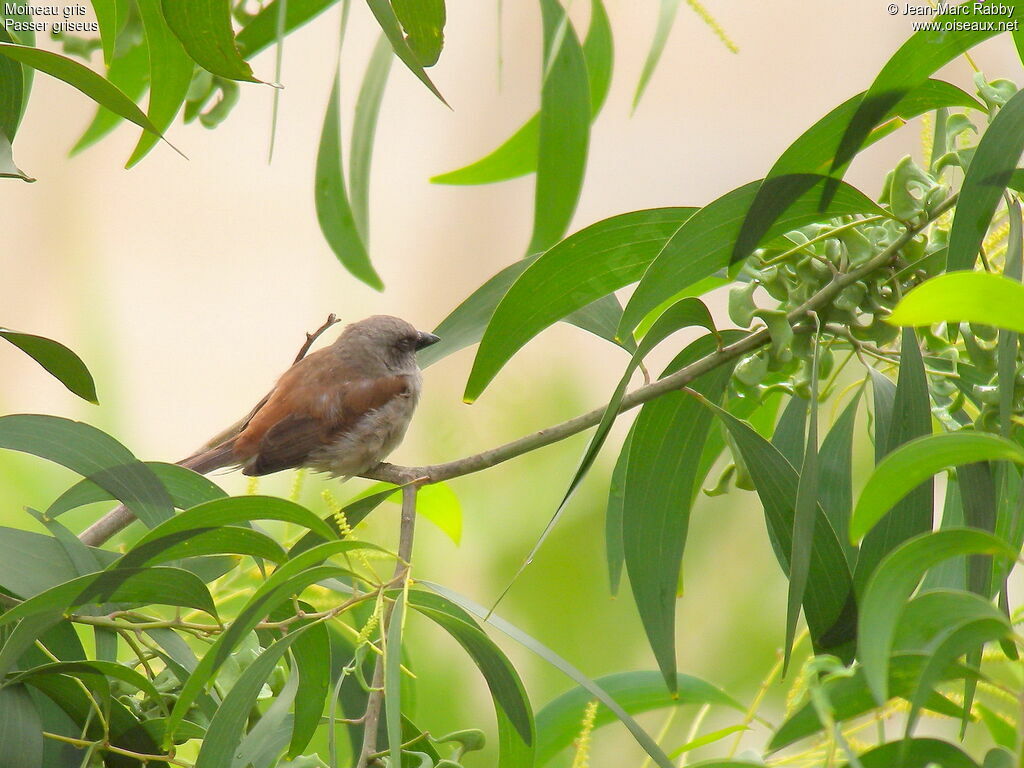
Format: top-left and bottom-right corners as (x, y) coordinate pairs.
(184, 314), (439, 477)
(80, 315), (438, 544)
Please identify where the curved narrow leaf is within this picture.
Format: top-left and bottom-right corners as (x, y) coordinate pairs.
(316, 68), (383, 290)
(92, 0), (120, 65)
(135, 495), (337, 546)
(71, 40), (150, 155)
(605, 426), (632, 595)
(0, 566), (217, 628)
(465, 207), (696, 400)
(0, 328), (97, 403)
(9, 660), (162, 704)
(0, 526), (115, 599)
(0, 27), (23, 142)
(161, 0), (258, 82)
(49, 460), (226, 517)
(385, 589), (406, 767)
(365, 0), (446, 104)
(0, 685), (42, 768)
(288, 618), (331, 757)
(900, 590), (1010, 738)
(771, 396), (808, 468)
(423, 581), (677, 768)
(619, 176), (887, 336)
(632, 0), (681, 110)
(889, 272), (1024, 332)
(408, 590), (534, 767)
(236, 0), (337, 57)
(128, 0), (194, 167)
(431, 0), (610, 186)
(830, 4), (1022, 187)
(839, 737), (979, 768)
(819, 391), (861, 566)
(624, 332), (739, 690)
(854, 329), (932, 594)
(948, 89), (1024, 270)
(350, 33), (393, 242)
(850, 432), (1024, 542)
(391, 0), (446, 66)
(733, 79), (983, 262)
(528, 0), (591, 254)
(535, 670), (742, 766)
(0, 41), (163, 135)
(194, 628), (309, 768)
(0, 414), (174, 528)
(705, 401), (857, 661)
(858, 528), (1015, 703)
(116, 526), (287, 569)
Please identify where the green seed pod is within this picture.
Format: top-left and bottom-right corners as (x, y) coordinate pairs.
(974, 406), (1000, 433)
(887, 156), (938, 221)
(759, 264), (791, 301)
(728, 280), (759, 328)
(834, 282), (866, 312)
(817, 347), (835, 380)
(756, 309), (794, 364)
(838, 227), (874, 267)
(973, 384), (1001, 405)
(734, 351), (769, 388)
(723, 428), (756, 491)
(703, 463), (736, 497)
(969, 322), (998, 342)
(961, 324), (997, 374)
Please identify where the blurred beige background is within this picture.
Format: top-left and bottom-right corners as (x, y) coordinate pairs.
(1, 1), (1020, 762)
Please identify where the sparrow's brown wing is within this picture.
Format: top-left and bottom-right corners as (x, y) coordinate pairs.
(237, 373), (413, 476)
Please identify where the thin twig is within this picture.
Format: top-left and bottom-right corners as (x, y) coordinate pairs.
(293, 313), (340, 363)
(356, 483), (419, 768)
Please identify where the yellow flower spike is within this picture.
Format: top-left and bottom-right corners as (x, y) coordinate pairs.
(920, 112), (933, 166)
(322, 489), (354, 538)
(289, 468), (307, 503)
(356, 594), (384, 646)
(245, 476), (260, 496)
(685, 0), (738, 54)
(571, 700), (598, 768)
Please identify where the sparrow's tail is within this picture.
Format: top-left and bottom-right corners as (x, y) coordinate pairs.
(79, 440), (240, 547)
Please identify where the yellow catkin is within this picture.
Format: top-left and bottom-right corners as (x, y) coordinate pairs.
(684, 0), (738, 54)
(289, 468), (307, 503)
(571, 701), (599, 768)
(920, 112), (934, 166)
(245, 476), (260, 496)
(983, 215), (1010, 262)
(785, 666), (810, 716)
(356, 595), (383, 646)
(322, 489), (353, 537)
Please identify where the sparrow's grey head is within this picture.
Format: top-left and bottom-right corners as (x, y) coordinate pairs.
(335, 315), (440, 373)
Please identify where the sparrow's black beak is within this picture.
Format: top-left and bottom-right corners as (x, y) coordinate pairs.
(415, 331), (441, 350)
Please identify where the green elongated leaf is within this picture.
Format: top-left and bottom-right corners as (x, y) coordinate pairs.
(134, 495), (336, 546)
(0, 122), (30, 180)
(618, 176), (887, 336)
(999, 198), (1023, 436)
(288, 488), (394, 556)
(92, 0), (119, 65)
(632, 0), (680, 110)
(850, 432), (1024, 542)
(605, 426), (631, 595)
(316, 68), (382, 290)
(869, 368), (896, 464)
(772, 396), (808, 468)
(117, 525), (287, 569)
(858, 528), (1015, 703)
(855, 329), (932, 594)
(977, 704), (1017, 751)
(9, 660), (163, 705)
(900, 590), (1010, 738)
(0, 685), (42, 768)
(0, 41), (164, 136)
(236, 0), (336, 57)
(165, 541), (370, 741)
(233, 680), (295, 768)
(955, 461), (998, 598)
(24, 508), (101, 578)
(0, 526), (115, 599)
(818, 391), (861, 566)
(890, 272), (1024, 332)
(786, 342), (820, 673)
(0, 328), (96, 403)
(365, 0), (446, 104)
(829, 4), (1022, 193)
(948, 89), (1024, 270)
(705, 401), (856, 661)
(560, 298), (717, 527)
(364, 481), (462, 544)
(407, 590), (534, 765)
(465, 207), (695, 400)
(0, 29), (23, 143)
(667, 726), (748, 759)
(840, 737), (979, 768)
(385, 589), (405, 767)
(350, 33), (393, 242)
(0, 566), (217, 627)
(128, 0), (194, 167)
(161, 0), (258, 81)
(624, 332), (739, 690)
(431, 0), (610, 186)
(391, 0), (445, 66)
(769, 653), (970, 750)
(733, 79), (983, 262)
(528, 0), (591, 254)
(287, 618), (331, 757)
(71, 40), (150, 155)
(535, 670), (742, 766)
(923, 478), (967, 591)
(194, 628), (309, 768)
(0, 415), (174, 528)
(422, 580), (677, 768)
(49, 460), (225, 517)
